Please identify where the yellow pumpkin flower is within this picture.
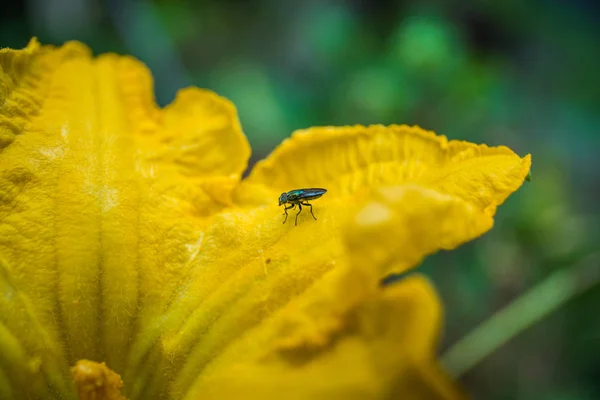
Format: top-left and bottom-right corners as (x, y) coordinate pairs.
(0, 39), (531, 400)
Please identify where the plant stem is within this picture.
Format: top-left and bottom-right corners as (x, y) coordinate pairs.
(441, 252), (600, 378)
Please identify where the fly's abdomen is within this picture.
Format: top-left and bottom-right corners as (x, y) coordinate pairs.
(287, 188), (327, 201)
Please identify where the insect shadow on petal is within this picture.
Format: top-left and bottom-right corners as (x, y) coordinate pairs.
(278, 188), (327, 226)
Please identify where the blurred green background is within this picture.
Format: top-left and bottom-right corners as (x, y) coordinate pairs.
(2, 0), (599, 398)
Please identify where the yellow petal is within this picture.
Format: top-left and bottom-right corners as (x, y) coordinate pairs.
(150, 184), (489, 398)
(0, 39), (249, 398)
(144, 86), (250, 180)
(0, 38), (88, 150)
(124, 205), (347, 398)
(347, 184), (494, 276)
(245, 125), (530, 214)
(0, 259), (72, 399)
(180, 271), (464, 400)
(122, 192), (467, 399)
(435, 140), (530, 216)
(240, 126), (529, 279)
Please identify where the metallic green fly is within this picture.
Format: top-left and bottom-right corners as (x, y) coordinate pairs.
(278, 188), (327, 226)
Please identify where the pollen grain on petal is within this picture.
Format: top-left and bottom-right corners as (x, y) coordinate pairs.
(71, 360), (127, 400)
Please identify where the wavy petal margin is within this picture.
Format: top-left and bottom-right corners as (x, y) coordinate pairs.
(245, 125), (530, 213)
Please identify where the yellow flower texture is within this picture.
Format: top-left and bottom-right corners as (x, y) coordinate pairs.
(0, 39), (531, 400)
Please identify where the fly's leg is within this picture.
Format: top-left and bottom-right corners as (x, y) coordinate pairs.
(282, 204), (295, 224)
(301, 201), (316, 220)
(295, 203), (303, 226)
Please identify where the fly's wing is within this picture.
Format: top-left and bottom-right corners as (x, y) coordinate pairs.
(287, 188), (327, 201)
